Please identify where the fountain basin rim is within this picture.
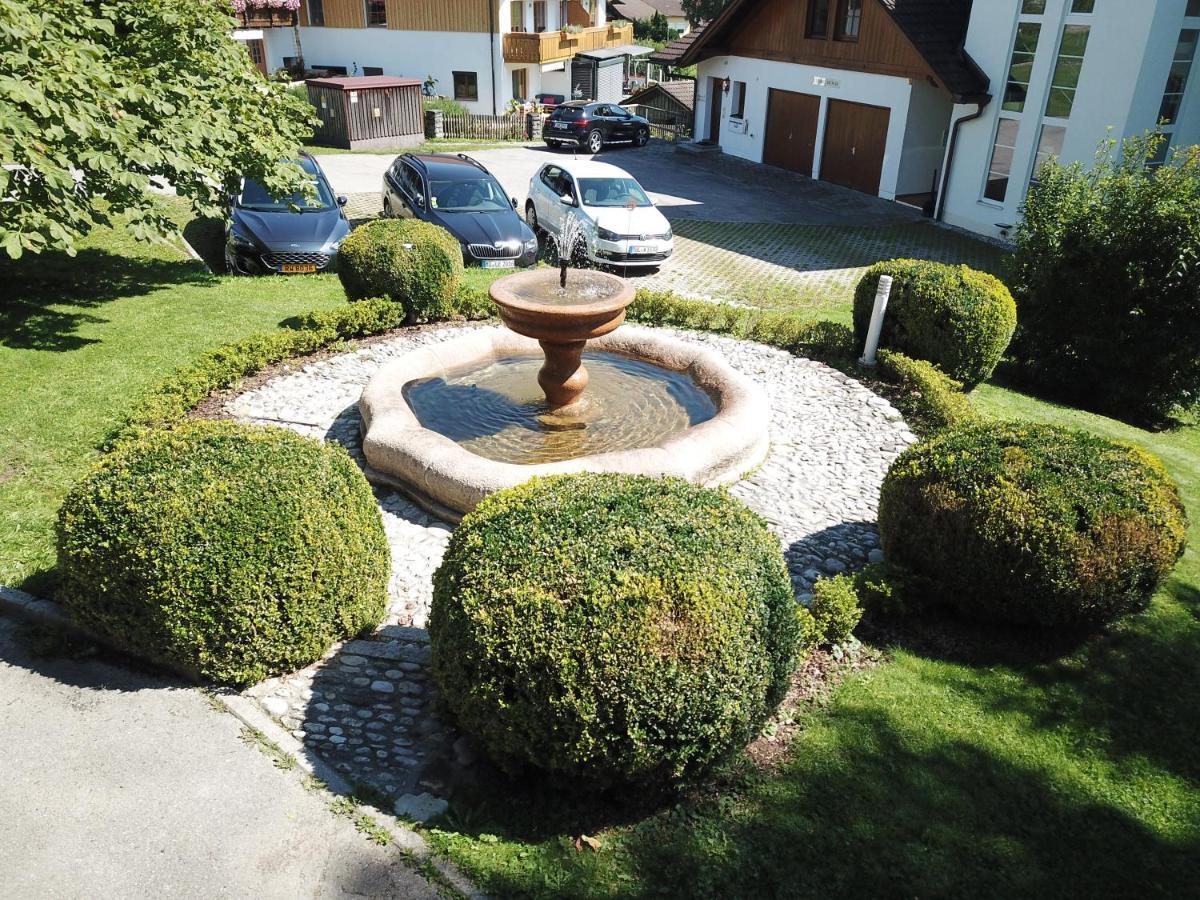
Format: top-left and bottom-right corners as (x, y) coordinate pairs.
(488, 268), (636, 319)
(358, 325), (770, 521)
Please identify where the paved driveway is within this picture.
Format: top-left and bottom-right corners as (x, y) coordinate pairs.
(318, 142), (1005, 315)
(0, 616), (440, 900)
(317, 141), (922, 227)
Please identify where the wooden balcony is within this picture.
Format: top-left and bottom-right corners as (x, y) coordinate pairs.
(236, 8), (296, 28)
(503, 23), (634, 65)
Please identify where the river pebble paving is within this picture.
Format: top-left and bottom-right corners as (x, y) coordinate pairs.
(226, 322), (916, 819)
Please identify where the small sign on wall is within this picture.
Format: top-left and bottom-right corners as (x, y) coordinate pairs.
(728, 118), (748, 134)
(813, 76), (840, 88)
(349, 91), (359, 103)
(373, 107), (381, 118)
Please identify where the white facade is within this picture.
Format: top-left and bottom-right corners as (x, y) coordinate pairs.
(690, 0), (1200, 238)
(943, 0), (1200, 237)
(261, 0), (609, 114)
(693, 54), (941, 202)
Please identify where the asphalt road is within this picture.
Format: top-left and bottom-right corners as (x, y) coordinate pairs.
(0, 617), (440, 900)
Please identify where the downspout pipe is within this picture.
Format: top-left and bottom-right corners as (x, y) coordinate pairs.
(488, 0), (498, 115)
(934, 97), (988, 222)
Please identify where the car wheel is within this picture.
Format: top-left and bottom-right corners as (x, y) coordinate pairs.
(634, 127), (649, 147)
(224, 250), (240, 276)
(382, 198), (392, 218)
(586, 129), (603, 154)
(525, 202), (540, 235)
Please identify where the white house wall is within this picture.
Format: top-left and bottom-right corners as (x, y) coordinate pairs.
(695, 55), (915, 200)
(941, 0), (1200, 237)
(897, 79), (952, 197)
(263, 27), (506, 114)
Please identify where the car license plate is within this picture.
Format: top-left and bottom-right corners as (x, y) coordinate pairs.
(281, 263), (317, 273)
(553, 122), (569, 130)
(630, 246), (654, 254)
(481, 259), (516, 269)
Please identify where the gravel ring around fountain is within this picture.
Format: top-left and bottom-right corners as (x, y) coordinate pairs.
(223, 321), (917, 626)
(223, 321), (917, 808)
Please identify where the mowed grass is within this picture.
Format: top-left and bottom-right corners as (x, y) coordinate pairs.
(1, 200), (1196, 898)
(0, 199), (510, 594)
(427, 381), (1200, 899)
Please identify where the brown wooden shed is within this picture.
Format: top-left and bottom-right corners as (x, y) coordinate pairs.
(306, 76), (424, 151)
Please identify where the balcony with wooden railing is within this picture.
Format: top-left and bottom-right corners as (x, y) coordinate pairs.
(236, 8), (297, 28)
(503, 22), (634, 65)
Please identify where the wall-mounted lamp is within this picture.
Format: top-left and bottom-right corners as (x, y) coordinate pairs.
(722, 76), (731, 93)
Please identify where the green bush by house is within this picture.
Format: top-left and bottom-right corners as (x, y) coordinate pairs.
(57, 421), (389, 685)
(878, 421), (1187, 628)
(854, 259), (1016, 387)
(338, 218), (463, 321)
(1010, 134), (1200, 425)
(429, 474), (807, 787)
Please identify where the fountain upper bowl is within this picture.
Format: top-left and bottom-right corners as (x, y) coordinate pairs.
(489, 268), (635, 343)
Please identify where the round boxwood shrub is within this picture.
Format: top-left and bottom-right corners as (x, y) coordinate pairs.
(853, 259), (1016, 387)
(56, 421), (389, 685)
(337, 218), (463, 321)
(429, 474), (805, 787)
(878, 422), (1186, 628)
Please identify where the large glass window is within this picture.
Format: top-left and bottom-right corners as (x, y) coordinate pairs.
(1003, 23), (1042, 112)
(836, 0), (862, 41)
(1188, 0), (1200, 16)
(1159, 29), (1198, 125)
(985, 118), (1021, 203)
(365, 0), (386, 27)
(807, 0), (830, 38)
(1031, 124), (1066, 182)
(1021, 0), (1046, 14)
(1045, 25), (1090, 118)
(1070, 0), (1094, 13)
(308, 0), (324, 26)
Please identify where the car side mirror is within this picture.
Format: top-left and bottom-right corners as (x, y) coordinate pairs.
(414, 194), (425, 208)
(336, 196), (348, 206)
(559, 193), (575, 207)
(511, 196), (518, 209)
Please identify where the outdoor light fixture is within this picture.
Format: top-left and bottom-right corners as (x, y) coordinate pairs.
(722, 77), (731, 93)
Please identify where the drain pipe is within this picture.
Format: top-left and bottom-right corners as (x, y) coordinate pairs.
(934, 98), (988, 222)
(488, 0), (498, 115)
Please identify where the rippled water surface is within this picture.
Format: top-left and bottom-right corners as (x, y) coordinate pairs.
(404, 352), (716, 464)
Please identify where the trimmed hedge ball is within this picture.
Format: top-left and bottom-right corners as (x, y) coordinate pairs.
(56, 421), (389, 685)
(853, 259), (1016, 387)
(878, 422), (1187, 628)
(429, 474), (806, 787)
(337, 218), (463, 321)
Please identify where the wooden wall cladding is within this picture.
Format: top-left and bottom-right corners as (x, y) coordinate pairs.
(722, 0), (937, 84)
(299, 0), (491, 31)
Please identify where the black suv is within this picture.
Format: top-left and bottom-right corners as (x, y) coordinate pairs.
(542, 101), (651, 154)
(382, 153), (538, 268)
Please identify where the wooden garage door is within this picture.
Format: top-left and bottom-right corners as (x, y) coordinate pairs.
(820, 99), (890, 195)
(763, 89), (820, 176)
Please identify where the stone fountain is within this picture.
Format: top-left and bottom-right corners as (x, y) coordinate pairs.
(358, 267), (771, 520)
(488, 268), (634, 409)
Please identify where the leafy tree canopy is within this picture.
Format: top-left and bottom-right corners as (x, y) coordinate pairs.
(0, 0), (316, 258)
(681, 0), (730, 26)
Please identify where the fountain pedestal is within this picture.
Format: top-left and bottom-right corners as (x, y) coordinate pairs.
(489, 269), (635, 409)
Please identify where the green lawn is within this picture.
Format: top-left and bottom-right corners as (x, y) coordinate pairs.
(0, 199), (508, 594)
(1, 206), (1196, 897)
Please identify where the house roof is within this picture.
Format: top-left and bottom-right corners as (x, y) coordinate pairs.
(666, 0), (989, 102)
(647, 28), (700, 65)
(608, 0), (687, 20)
(622, 79), (696, 110)
(305, 75), (422, 91)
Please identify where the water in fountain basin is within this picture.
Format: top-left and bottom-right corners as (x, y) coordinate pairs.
(404, 351), (716, 465)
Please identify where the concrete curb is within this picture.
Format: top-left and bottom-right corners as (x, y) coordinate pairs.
(0, 585), (487, 900)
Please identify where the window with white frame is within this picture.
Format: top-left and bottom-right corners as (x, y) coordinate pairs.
(1151, 28), (1198, 166)
(984, 7), (1044, 204)
(985, 118), (1021, 203)
(731, 81), (747, 119)
(1029, 22), (1090, 184)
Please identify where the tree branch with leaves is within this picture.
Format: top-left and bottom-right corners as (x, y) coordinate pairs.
(0, 0), (317, 258)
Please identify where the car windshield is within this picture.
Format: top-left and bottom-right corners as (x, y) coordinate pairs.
(239, 162), (335, 212)
(578, 177), (652, 208)
(429, 177), (510, 212)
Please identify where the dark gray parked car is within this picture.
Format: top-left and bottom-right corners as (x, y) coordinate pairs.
(224, 153), (350, 275)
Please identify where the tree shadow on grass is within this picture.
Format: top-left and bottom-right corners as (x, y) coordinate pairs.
(0, 249), (210, 352)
